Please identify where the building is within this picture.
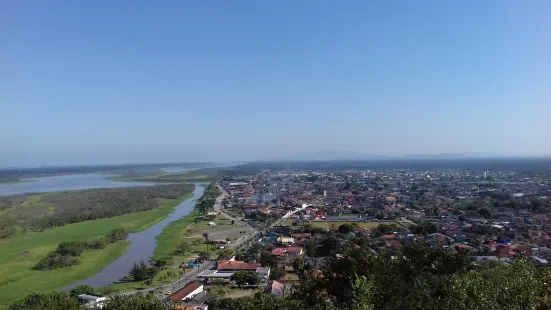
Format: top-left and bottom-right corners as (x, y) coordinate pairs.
(77, 294), (106, 308)
(264, 280), (284, 296)
(173, 305), (208, 310)
(217, 260), (260, 272)
(170, 281), (204, 302)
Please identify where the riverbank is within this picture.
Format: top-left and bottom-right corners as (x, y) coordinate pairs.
(0, 179), (36, 185)
(0, 192), (193, 305)
(98, 185), (252, 295)
(108, 170), (221, 183)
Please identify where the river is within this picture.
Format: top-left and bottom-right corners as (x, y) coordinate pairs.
(65, 183), (205, 289)
(0, 174), (158, 196)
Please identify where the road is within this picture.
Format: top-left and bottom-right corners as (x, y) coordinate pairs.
(153, 184), (260, 298)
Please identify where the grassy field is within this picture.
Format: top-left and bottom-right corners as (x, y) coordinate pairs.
(108, 170), (221, 183)
(0, 193), (193, 305)
(100, 210), (244, 295)
(309, 221), (395, 229)
(0, 179), (36, 185)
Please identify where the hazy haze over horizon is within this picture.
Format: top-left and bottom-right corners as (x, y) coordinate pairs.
(2, 1), (550, 166)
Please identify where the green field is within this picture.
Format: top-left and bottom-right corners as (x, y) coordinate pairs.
(0, 179), (36, 185)
(0, 192), (193, 305)
(109, 170), (221, 183)
(310, 221), (394, 229)
(100, 210), (235, 294)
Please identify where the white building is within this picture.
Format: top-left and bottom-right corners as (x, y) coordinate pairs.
(78, 294), (106, 308)
(169, 281), (204, 302)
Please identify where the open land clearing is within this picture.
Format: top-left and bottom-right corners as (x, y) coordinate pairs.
(0, 191), (193, 305)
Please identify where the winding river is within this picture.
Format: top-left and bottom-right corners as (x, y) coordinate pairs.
(65, 183), (205, 289)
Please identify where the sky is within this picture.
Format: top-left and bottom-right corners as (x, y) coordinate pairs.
(1, 0), (550, 166)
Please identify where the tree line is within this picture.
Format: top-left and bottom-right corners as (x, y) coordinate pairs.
(34, 229), (128, 270)
(194, 182), (221, 215)
(0, 183), (194, 238)
(213, 240), (551, 310)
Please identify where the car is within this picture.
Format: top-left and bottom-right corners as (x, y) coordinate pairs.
(165, 290), (171, 295)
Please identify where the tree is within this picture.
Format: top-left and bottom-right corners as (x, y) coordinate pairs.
(175, 240), (191, 255)
(260, 250), (278, 268)
(129, 261), (157, 281)
(445, 259), (551, 310)
(69, 285), (96, 298)
(198, 251), (210, 262)
(338, 223), (355, 234)
(293, 256), (305, 272)
(231, 270), (260, 287)
(305, 239), (316, 256)
(102, 294), (165, 310)
(9, 291), (84, 310)
(270, 268), (287, 280)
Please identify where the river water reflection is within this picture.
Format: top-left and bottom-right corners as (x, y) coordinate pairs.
(0, 174), (157, 196)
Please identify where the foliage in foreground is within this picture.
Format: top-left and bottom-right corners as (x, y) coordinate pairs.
(8, 292), (166, 310)
(214, 244), (551, 310)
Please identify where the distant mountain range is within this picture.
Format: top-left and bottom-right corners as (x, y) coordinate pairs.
(292, 151), (498, 161)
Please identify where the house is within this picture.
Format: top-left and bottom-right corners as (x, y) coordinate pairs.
(277, 237), (295, 245)
(217, 261), (260, 272)
(272, 248), (288, 256)
(285, 247), (304, 256)
(256, 267), (271, 281)
(77, 294), (106, 308)
(304, 257), (326, 269)
(173, 305), (208, 310)
(170, 281), (204, 302)
(290, 233), (312, 241)
(264, 280), (284, 296)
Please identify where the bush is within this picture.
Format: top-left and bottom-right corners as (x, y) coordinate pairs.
(34, 252), (79, 270)
(34, 229), (130, 271)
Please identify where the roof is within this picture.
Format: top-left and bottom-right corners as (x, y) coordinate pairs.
(170, 281), (203, 302)
(286, 246), (303, 253)
(382, 234), (396, 240)
(272, 248), (287, 256)
(172, 305), (208, 310)
(265, 280), (284, 295)
(291, 233), (312, 238)
(218, 261), (260, 271)
(77, 294), (105, 301)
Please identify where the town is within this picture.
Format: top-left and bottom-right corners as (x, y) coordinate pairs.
(157, 162), (551, 309)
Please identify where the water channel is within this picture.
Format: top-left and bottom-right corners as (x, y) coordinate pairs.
(65, 183), (205, 289)
(0, 174), (158, 196)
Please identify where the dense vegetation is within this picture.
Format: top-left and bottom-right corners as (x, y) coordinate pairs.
(214, 241), (551, 310)
(113, 169), (223, 183)
(0, 183), (194, 238)
(34, 229), (128, 270)
(0, 163), (210, 179)
(7, 291), (168, 310)
(195, 182), (222, 215)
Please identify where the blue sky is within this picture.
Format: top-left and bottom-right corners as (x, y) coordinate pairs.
(2, 0), (550, 165)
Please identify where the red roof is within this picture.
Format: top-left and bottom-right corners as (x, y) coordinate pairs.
(169, 281), (203, 302)
(382, 234), (396, 240)
(218, 261), (260, 271)
(286, 246), (303, 254)
(272, 248), (287, 256)
(291, 233), (312, 238)
(391, 240), (402, 247)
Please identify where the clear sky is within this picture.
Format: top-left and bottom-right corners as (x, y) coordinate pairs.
(2, 0), (550, 166)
